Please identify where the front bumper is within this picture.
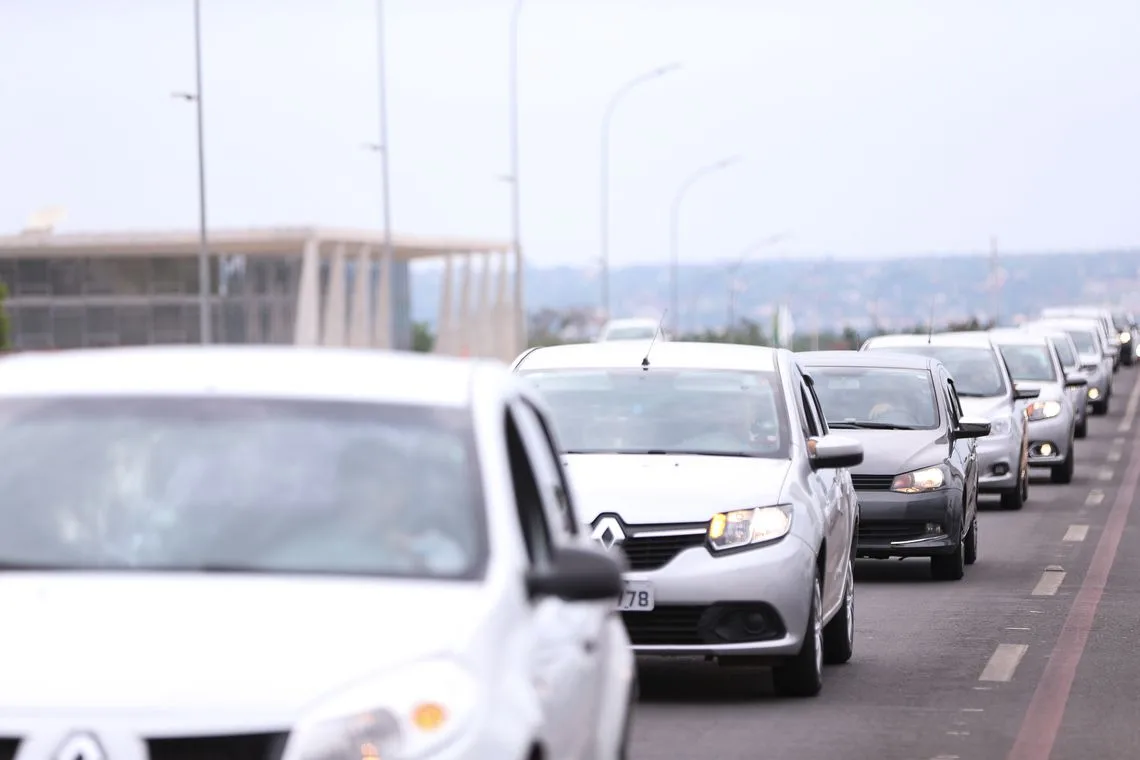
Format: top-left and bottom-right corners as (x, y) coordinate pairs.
(854, 489), (960, 558)
(1026, 413), (1073, 466)
(976, 433), (1022, 492)
(620, 534), (816, 658)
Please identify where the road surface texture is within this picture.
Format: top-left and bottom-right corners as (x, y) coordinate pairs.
(630, 367), (1140, 760)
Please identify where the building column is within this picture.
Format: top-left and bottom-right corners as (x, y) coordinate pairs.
(348, 244), (373, 347)
(293, 238), (322, 345)
(455, 252), (474, 356)
(494, 248), (515, 362)
(373, 245), (393, 349)
(435, 254), (454, 355)
(322, 242), (348, 346)
(475, 251), (494, 359)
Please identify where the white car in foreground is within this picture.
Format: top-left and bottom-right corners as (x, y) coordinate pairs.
(0, 346), (634, 760)
(514, 341), (864, 697)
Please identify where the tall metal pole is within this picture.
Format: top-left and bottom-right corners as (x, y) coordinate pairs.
(375, 0), (394, 347)
(507, 0), (526, 353)
(724, 232), (789, 330)
(599, 62), (681, 321)
(191, 0), (211, 344)
(668, 156), (740, 334)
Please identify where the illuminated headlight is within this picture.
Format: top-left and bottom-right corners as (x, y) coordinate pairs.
(1088, 387), (1101, 400)
(1120, 331), (1131, 343)
(987, 417), (1013, 437)
(708, 505), (792, 551)
(891, 465), (947, 493)
(284, 660), (477, 760)
(1026, 400), (1063, 421)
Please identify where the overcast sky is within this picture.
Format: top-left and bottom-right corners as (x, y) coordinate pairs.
(2, 0), (1139, 267)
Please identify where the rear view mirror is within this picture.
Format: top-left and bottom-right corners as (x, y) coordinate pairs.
(1013, 386), (1040, 401)
(955, 416), (992, 439)
(525, 545), (625, 603)
(1064, 374), (1089, 388)
(809, 434), (864, 470)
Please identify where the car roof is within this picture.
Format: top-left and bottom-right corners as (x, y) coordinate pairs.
(1041, 306), (1111, 317)
(1031, 316), (1103, 332)
(864, 331), (995, 349)
(516, 340), (782, 373)
(987, 328), (1050, 347)
(0, 346), (497, 407)
(796, 350), (938, 371)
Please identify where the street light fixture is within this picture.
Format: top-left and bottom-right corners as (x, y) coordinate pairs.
(668, 155), (742, 334)
(599, 62), (681, 321)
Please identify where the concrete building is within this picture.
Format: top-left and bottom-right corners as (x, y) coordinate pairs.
(0, 226), (523, 362)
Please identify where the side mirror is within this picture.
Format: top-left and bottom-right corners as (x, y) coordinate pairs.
(954, 416), (992, 439)
(525, 545), (625, 603)
(1064, 374), (1089, 388)
(809, 434), (864, 470)
(1013, 386), (1040, 400)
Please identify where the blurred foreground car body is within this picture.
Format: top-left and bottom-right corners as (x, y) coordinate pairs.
(860, 332), (1038, 511)
(513, 341), (864, 697)
(796, 351), (990, 580)
(1028, 317), (1114, 415)
(0, 346), (634, 760)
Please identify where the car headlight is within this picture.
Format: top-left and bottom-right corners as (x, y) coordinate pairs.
(1088, 386), (1102, 400)
(1120, 331), (1131, 343)
(707, 505), (792, 551)
(1026, 400), (1063, 421)
(891, 465), (947, 493)
(284, 660), (478, 760)
(987, 416), (1013, 437)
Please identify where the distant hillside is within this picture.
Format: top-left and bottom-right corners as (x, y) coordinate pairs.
(410, 248), (1140, 333)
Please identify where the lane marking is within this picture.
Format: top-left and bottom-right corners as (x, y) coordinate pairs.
(1097, 467), (1115, 481)
(1006, 626), (1031, 631)
(1031, 569), (1066, 596)
(1115, 435), (1126, 445)
(1063, 524), (1089, 542)
(1119, 378), (1140, 432)
(1086, 490), (1104, 506)
(962, 708), (984, 713)
(1108, 450), (1123, 462)
(980, 643), (1029, 682)
(1008, 377), (1140, 760)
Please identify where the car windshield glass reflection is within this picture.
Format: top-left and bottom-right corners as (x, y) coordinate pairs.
(809, 367), (939, 430)
(0, 397), (486, 579)
(998, 345), (1058, 382)
(869, 346), (1007, 397)
(1050, 338), (1077, 368)
(1064, 329), (1097, 354)
(522, 369), (790, 458)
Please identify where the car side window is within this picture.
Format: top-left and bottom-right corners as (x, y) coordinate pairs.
(510, 400), (579, 539)
(504, 407), (555, 567)
(804, 378), (830, 436)
(799, 381), (823, 438)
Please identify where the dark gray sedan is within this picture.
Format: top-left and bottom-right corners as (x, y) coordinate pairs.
(797, 351), (991, 581)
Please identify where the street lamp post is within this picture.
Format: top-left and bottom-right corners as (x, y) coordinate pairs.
(668, 156), (741, 334)
(506, 0), (526, 353)
(724, 232), (789, 329)
(172, 0), (211, 344)
(599, 62), (681, 321)
(374, 0), (395, 347)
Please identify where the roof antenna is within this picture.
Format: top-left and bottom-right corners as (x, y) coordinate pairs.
(641, 308), (668, 369)
(927, 299), (936, 344)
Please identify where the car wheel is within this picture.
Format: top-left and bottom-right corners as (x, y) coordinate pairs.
(931, 539), (966, 581)
(1020, 459), (1030, 502)
(822, 558), (855, 665)
(1051, 447), (1075, 484)
(1000, 483), (1024, 510)
(1075, 418), (1088, 439)
(964, 516), (978, 565)
(1093, 397), (1110, 416)
(772, 574), (824, 698)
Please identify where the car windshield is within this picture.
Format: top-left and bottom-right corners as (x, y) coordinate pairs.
(866, 345), (1007, 397)
(997, 344), (1058, 382)
(1049, 337), (1078, 368)
(521, 368), (791, 458)
(0, 396), (486, 579)
(1064, 329), (1098, 354)
(603, 326), (657, 341)
(1113, 314), (1130, 330)
(808, 366), (939, 430)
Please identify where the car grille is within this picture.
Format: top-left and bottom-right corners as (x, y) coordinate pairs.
(858, 521), (929, 543)
(623, 604), (785, 646)
(147, 733), (289, 760)
(620, 533), (707, 571)
(0, 739), (19, 760)
(851, 474), (895, 491)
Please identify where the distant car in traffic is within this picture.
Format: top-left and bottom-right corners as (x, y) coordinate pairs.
(860, 332), (1038, 510)
(514, 341), (864, 697)
(0, 346), (635, 760)
(797, 351), (990, 581)
(988, 329), (1087, 483)
(1020, 323), (1091, 438)
(1029, 317), (1114, 415)
(1111, 310), (1138, 365)
(1040, 307), (1121, 372)
(597, 318), (668, 343)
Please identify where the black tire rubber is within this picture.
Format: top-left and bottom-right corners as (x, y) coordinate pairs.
(772, 575), (824, 698)
(964, 517), (978, 565)
(1000, 483), (1024, 510)
(931, 539), (966, 581)
(1093, 397), (1110, 416)
(822, 559), (855, 665)
(1075, 418), (1088, 439)
(1051, 447), (1075, 484)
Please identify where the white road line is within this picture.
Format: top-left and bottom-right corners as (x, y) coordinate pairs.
(1063, 524), (1090, 542)
(1118, 374), (1140, 432)
(1115, 436), (1127, 446)
(1098, 468), (1115, 481)
(1109, 450), (1123, 463)
(1006, 626), (1031, 631)
(1032, 568), (1067, 596)
(979, 643), (1029, 682)
(1086, 490), (1105, 506)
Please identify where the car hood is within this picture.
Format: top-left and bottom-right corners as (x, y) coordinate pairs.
(563, 454), (790, 523)
(0, 574), (487, 722)
(958, 395), (1012, 419)
(837, 429), (948, 476)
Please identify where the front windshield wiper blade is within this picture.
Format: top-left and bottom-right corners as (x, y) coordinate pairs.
(828, 421), (922, 430)
(643, 449), (766, 457)
(954, 392), (992, 398)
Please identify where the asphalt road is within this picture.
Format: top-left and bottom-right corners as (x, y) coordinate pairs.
(629, 366), (1140, 760)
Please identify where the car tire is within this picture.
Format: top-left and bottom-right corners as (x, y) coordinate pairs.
(1093, 397), (1110, 416)
(1000, 483), (1024, 510)
(931, 539), (966, 581)
(1051, 447), (1075, 484)
(1075, 418), (1088, 439)
(822, 558), (855, 665)
(1020, 461), (1030, 502)
(772, 574), (824, 698)
(964, 517), (978, 565)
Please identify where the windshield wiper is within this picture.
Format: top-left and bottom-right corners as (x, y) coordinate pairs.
(828, 421), (921, 430)
(643, 449), (765, 457)
(954, 392), (992, 398)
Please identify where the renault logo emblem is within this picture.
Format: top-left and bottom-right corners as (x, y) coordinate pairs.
(591, 517), (625, 550)
(54, 733), (105, 760)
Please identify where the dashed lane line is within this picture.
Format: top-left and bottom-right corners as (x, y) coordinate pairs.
(1031, 567), (1066, 596)
(1062, 524), (1089, 542)
(979, 643), (1029, 682)
(1086, 490), (1105, 506)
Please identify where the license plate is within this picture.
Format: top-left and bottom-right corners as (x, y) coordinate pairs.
(618, 581), (654, 612)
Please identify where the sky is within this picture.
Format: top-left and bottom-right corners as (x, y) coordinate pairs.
(2, 0), (1139, 268)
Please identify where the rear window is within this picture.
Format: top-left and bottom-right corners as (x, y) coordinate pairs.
(997, 344), (1058, 382)
(864, 344), (1007, 397)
